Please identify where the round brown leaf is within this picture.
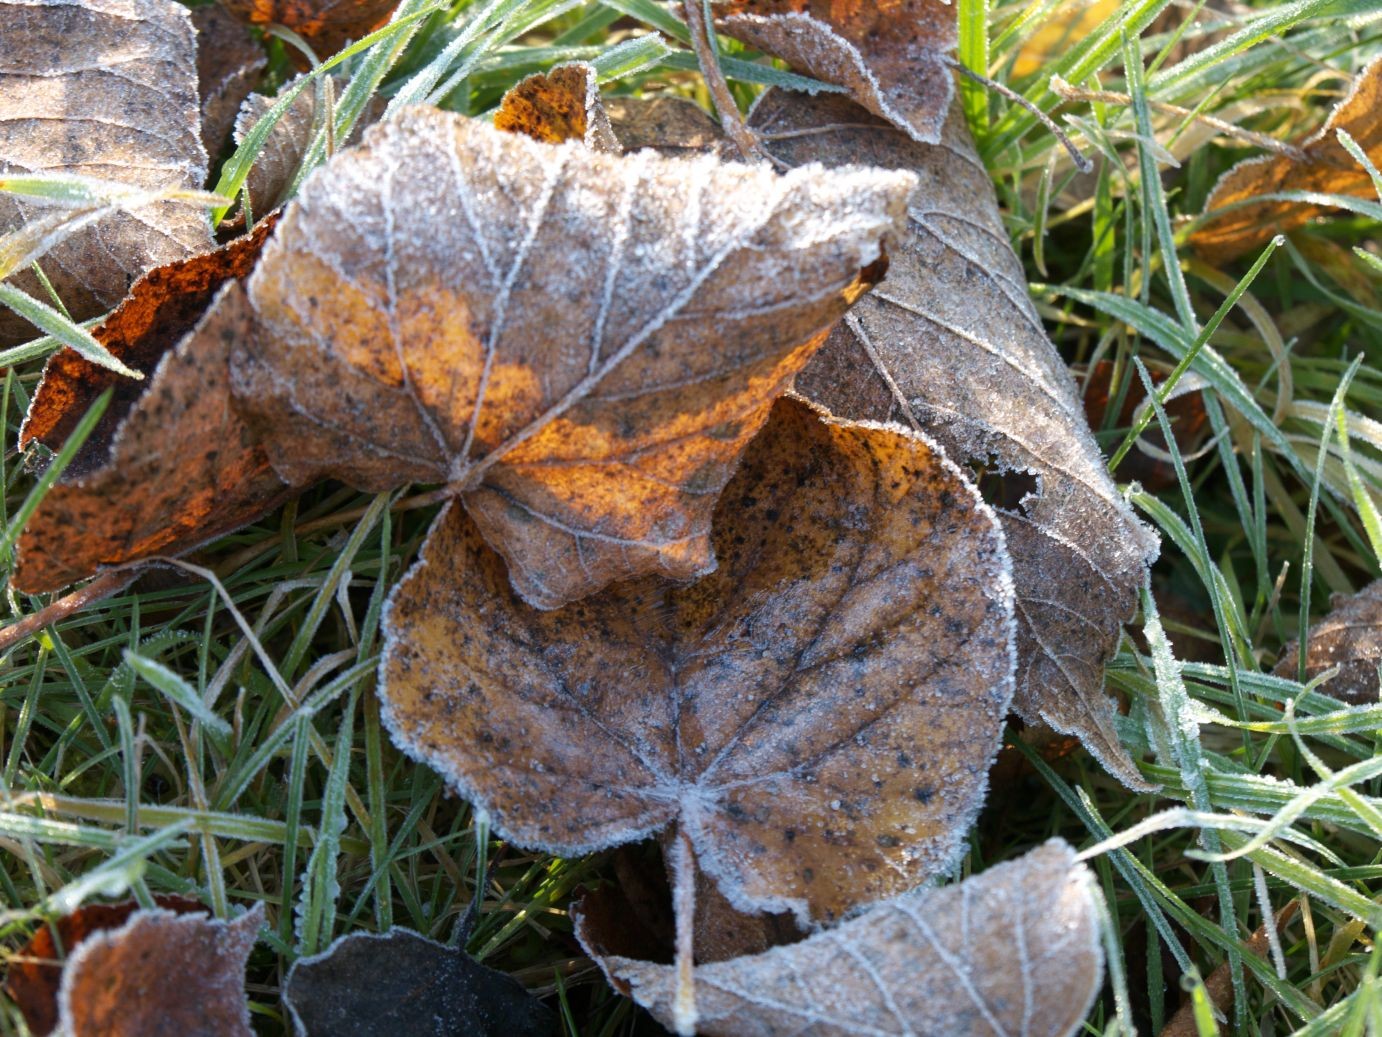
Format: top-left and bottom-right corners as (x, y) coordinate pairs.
(494, 63), (620, 152)
(1274, 579), (1382, 704)
(576, 839), (1103, 1037)
(751, 89), (1160, 791)
(232, 105), (914, 608)
(0, 0), (212, 345)
(381, 397), (1014, 924)
(715, 0), (957, 144)
(604, 95), (728, 156)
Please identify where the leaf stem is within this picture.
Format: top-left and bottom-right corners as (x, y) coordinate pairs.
(0, 569), (137, 655)
(670, 827), (699, 1036)
(682, 0), (763, 162)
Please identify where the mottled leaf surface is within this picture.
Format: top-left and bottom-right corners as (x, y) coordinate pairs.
(753, 90), (1159, 789)
(495, 63), (619, 152)
(577, 839), (1103, 1037)
(219, 0), (397, 58)
(56, 903), (261, 1037)
(716, 0), (957, 143)
(1274, 579), (1382, 704)
(284, 928), (556, 1037)
(605, 95), (728, 156)
(0, 0), (212, 344)
(381, 398), (1014, 923)
(1193, 56), (1382, 263)
(233, 106), (913, 608)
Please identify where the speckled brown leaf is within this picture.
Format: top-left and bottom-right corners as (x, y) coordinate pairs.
(381, 397), (1015, 926)
(14, 275), (290, 593)
(193, 5), (266, 159)
(219, 0), (397, 58)
(577, 839), (1103, 1037)
(752, 90), (1159, 790)
(0, 0), (213, 345)
(232, 106), (914, 608)
(495, 63), (619, 152)
(4, 896), (205, 1037)
(284, 928), (556, 1036)
(1274, 579), (1382, 704)
(54, 903), (261, 1037)
(715, 0), (957, 143)
(1192, 57), (1382, 263)
(605, 95), (729, 156)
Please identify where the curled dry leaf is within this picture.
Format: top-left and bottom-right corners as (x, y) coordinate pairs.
(715, 0), (957, 144)
(4, 896), (205, 1037)
(752, 90), (1160, 790)
(1274, 579), (1382, 704)
(604, 95), (729, 156)
(1192, 56), (1382, 263)
(232, 106), (914, 608)
(494, 63), (620, 152)
(381, 397), (1015, 924)
(193, 4), (267, 160)
(284, 928), (556, 1036)
(218, 0), (398, 59)
(0, 0), (213, 345)
(576, 839), (1103, 1037)
(14, 224), (289, 593)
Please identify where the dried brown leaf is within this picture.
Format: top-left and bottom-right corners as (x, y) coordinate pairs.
(495, 63), (620, 152)
(14, 227), (289, 591)
(576, 839), (1103, 1037)
(715, 0), (957, 143)
(752, 90), (1160, 790)
(0, 0), (213, 345)
(1192, 57), (1382, 263)
(56, 903), (261, 1037)
(232, 106), (914, 608)
(604, 95), (729, 156)
(218, 0), (397, 58)
(193, 5), (267, 160)
(1274, 579), (1382, 704)
(381, 397), (1014, 924)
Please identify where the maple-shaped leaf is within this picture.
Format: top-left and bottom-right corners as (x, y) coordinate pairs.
(14, 225), (290, 593)
(715, 0), (957, 144)
(0, 0), (213, 345)
(4, 896), (205, 1037)
(495, 63), (620, 152)
(283, 928), (556, 1036)
(1274, 579), (1382, 704)
(577, 839), (1103, 1037)
(6, 900), (262, 1037)
(751, 90), (1160, 790)
(193, 4), (267, 160)
(1192, 56), (1381, 263)
(232, 106), (914, 608)
(219, 0), (398, 59)
(382, 397), (1014, 926)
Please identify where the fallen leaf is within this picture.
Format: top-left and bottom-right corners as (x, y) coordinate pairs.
(495, 63), (620, 152)
(576, 839), (1103, 1037)
(1274, 579), (1382, 704)
(14, 229), (290, 592)
(1192, 56), (1382, 263)
(0, 0), (213, 345)
(715, 0), (958, 144)
(4, 896), (205, 1037)
(604, 95), (729, 155)
(219, 0), (398, 59)
(752, 90), (1160, 790)
(194, 5), (268, 161)
(381, 397), (1014, 924)
(283, 927), (556, 1036)
(1082, 359), (1210, 494)
(232, 105), (913, 608)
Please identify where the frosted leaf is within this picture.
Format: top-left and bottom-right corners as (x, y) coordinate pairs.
(380, 397), (1015, 925)
(715, 0), (957, 144)
(751, 91), (1160, 790)
(284, 928), (555, 1036)
(495, 63), (620, 152)
(1274, 579), (1382, 704)
(192, 4), (266, 159)
(232, 105), (914, 608)
(1192, 56), (1382, 263)
(577, 839), (1103, 1037)
(0, 0), (213, 345)
(47, 902), (262, 1037)
(604, 95), (730, 156)
(218, 0), (398, 59)
(14, 224), (289, 592)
